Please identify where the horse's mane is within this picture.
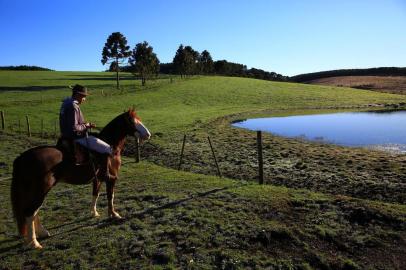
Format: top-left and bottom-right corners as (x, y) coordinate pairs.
(98, 109), (141, 147)
(98, 112), (129, 146)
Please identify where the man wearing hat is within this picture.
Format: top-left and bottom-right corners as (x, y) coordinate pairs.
(59, 84), (114, 180)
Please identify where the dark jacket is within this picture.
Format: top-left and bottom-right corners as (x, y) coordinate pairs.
(59, 97), (87, 139)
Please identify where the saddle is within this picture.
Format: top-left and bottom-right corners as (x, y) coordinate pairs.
(56, 138), (89, 165)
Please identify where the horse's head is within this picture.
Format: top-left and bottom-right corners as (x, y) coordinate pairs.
(125, 109), (151, 142)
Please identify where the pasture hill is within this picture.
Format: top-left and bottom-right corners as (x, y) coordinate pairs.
(290, 67), (406, 95)
(0, 71), (405, 269)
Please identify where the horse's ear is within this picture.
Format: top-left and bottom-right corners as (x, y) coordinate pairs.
(127, 108), (136, 118)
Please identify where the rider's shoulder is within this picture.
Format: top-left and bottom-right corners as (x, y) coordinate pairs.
(62, 97), (78, 108)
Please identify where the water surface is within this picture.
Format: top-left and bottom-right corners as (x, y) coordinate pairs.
(232, 110), (406, 153)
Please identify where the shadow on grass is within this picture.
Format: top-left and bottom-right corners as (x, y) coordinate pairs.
(0, 235), (23, 256)
(44, 74), (136, 81)
(65, 74), (133, 78)
(51, 77), (135, 81)
(48, 216), (93, 231)
(50, 185), (243, 237)
(0, 86), (67, 92)
(0, 184), (244, 254)
(0, 243), (23, 256)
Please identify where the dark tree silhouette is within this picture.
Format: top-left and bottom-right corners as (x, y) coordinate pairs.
(173, 44), (199, 77)
(108, 61), (119, 72)
(184, 46), (199, 75)
(128, 41), (160, 86)
(173, 45), (187, 77)
(198, 50), (214, 74)
(101, 32), (131, 89)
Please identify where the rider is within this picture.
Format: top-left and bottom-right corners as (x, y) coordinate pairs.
(59, 84), (114, 181)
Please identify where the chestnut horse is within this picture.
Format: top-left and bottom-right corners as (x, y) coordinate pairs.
(11, 109), (151, 249)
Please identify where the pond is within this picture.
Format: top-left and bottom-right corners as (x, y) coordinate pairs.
(232, 110), (406, 153)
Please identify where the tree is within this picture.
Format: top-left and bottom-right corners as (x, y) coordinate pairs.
(108, 61), (119, 72)
(184, 46), (199, 75)
(172, 44), (199, 77)
(198, 50), (214, 74)
(101, 32), (131, 89)
(128, 41), (160, 86)
(173, 45), (187, 77)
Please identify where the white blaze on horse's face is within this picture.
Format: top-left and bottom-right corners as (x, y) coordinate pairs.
(134, 118), (151, 141)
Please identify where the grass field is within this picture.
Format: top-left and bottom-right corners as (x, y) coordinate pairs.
(0, 71), (405, 269)
(0, 71), (405, 136)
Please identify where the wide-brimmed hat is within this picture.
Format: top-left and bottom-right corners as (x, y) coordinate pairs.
(71, 84), (89, 96)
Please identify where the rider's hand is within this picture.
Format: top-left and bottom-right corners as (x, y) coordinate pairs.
(86, 122), (96, 129)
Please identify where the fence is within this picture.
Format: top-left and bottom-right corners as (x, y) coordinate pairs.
(175, 132), (265, 184)
(0, 110), (59, 139)
(1, 110), (266, 184)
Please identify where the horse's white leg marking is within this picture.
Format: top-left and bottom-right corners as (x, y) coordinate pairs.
(91, 195), (100, 217)
(108, 193), (122, 219)
(34, 215), (50, 238)
(25, 215), (42, 249)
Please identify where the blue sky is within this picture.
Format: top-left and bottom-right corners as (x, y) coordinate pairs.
(1, 0), (405, 76)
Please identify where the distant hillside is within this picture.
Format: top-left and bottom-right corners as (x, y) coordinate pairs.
(0, 65), (54, 71)
(291, 67), (406, 82)
(306, 76), (406, 95)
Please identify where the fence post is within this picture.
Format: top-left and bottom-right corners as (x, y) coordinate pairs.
(257, 131), (264, 184)
(1, 111), (5, 130)
(178, 134), (186, 170)
(135, 136), (140, 163)
(41, 119), (44, 138)
(54, 119), (57, 139)
(26, 115), (31, 137)
(208, 136), (222, 178)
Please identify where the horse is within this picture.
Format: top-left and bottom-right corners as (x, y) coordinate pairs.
(10, 109), (151, 249)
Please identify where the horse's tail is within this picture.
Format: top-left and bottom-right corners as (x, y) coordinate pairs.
(11, 155), (27, 236)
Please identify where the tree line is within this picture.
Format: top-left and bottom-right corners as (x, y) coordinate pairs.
(101, 32), (287, 88)
(0, 65), (53, 71)
(291, 67), (406, 82)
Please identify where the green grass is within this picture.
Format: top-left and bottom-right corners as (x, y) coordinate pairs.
(0, 71), (405, 269)
(0, 133), (404, 269)
(1, 71), (405, 135)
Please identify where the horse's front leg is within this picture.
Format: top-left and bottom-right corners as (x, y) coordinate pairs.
(91, 179), (101, 217)
(106, 180), (122, 219)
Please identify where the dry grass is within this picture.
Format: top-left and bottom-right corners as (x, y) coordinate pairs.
(307, 76), (406, 95)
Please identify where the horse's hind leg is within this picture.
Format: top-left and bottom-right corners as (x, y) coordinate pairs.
(25, 214), (42, 249)
(34, 215), (50, 238)
(23, 174), (54, 248)
(91, 179), (101, 217)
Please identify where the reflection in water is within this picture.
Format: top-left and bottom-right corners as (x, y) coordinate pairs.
(232, 110), (406, 153)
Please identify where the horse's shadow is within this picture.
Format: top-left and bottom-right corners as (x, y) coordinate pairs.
(48, 215), (93, 231)
(48, 186), (234, 237)
(0, 184), (242, 255)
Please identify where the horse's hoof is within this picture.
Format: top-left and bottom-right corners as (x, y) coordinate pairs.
(91, 210), (100, 217)
(26, 239), (43, 249)
(109, 212), (122, 220)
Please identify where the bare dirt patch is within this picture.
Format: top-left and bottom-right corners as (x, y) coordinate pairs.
(307, 76), (406, 95)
